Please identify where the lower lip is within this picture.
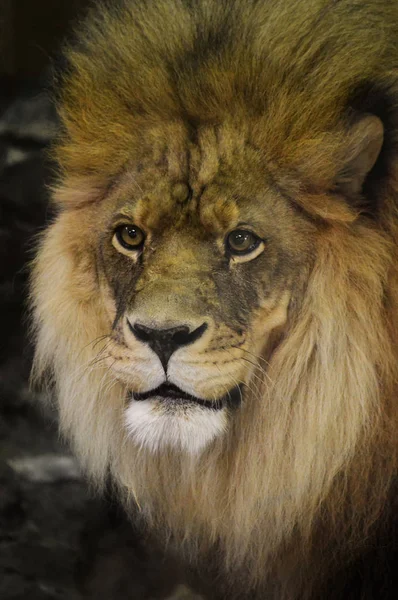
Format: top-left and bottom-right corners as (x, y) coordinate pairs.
(129, 385), (242, 411)
(134, 392), (224, 411)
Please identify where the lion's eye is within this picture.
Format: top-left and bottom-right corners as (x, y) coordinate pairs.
(114, 224), (145, 250)
(226, 229), (261, 255)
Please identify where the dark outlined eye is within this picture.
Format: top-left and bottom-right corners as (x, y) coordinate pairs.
(226, 230), (262, 255)
(114, 225), (145, 250)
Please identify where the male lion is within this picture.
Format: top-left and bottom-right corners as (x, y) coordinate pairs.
(31, 1), (398, 598)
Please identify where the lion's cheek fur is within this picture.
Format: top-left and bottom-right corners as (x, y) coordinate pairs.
(31, 213), (123, 478)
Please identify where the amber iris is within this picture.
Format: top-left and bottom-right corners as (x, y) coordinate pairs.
(115, 225), (145, 250)
(226, 229), (261, 255)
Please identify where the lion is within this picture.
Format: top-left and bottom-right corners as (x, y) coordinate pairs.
(31, 1), (398, 598)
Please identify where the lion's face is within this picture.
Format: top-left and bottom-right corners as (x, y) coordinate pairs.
(66, 133), (313, 454)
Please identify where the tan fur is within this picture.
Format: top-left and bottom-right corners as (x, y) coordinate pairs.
(31, 1), (398, 598)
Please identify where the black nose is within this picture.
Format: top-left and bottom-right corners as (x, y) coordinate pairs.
(128, 321), (208, 371)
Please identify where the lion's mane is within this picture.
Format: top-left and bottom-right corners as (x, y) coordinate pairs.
(31, 1), (398, 598)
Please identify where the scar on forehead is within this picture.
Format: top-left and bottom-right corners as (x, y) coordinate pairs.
(171, 182), (191, 204)
(130, 179), (193, 230)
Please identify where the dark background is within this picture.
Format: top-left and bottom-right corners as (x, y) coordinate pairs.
(0, 2), (187, 598)
(0, 0), (88, 77)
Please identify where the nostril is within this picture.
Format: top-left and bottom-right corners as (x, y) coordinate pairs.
(171, 326), (191, 345)
(187, 322), (208, 344)
(128, 321), (151, 342)
(169, 323), (207, 346)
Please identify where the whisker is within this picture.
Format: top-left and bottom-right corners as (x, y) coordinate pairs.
(212, 362), (242, 406)
(67, 357), (110, 388)
(216, 354), (261, 404)
(240, 357), (272, 387)
(224, 348), (274, 388)
(87, 354), (113, 369)
(92, 340), (113, 361)
(231, 345), (272, 369)
(97, 359), (117, 398)
(239, 356), (274, 386)
(67, 342), (114, 386)
(77, 334), (112, 358)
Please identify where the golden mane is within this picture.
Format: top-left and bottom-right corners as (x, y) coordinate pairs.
(31, 1), (398, 597)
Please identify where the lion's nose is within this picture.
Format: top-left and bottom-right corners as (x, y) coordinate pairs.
(128, 321), (207, 371)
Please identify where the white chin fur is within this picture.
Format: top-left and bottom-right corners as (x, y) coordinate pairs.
(124, 397), (228, 455)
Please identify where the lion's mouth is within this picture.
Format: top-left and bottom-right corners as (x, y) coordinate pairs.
(131, 382), (242, 410)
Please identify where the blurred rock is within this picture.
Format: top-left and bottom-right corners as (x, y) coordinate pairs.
(8, 454), (81, 483)
(0, 88), (57, 145)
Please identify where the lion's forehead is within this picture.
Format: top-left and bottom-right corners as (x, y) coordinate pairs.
(106, 122), (275, 229)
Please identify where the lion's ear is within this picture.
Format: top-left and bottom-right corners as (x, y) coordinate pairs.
(337, 115), (384, 197)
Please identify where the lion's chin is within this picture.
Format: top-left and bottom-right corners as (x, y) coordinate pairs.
(124, 388), (231, 455)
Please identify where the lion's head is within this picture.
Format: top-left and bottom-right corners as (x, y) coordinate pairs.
(31, 0), (398, 597)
